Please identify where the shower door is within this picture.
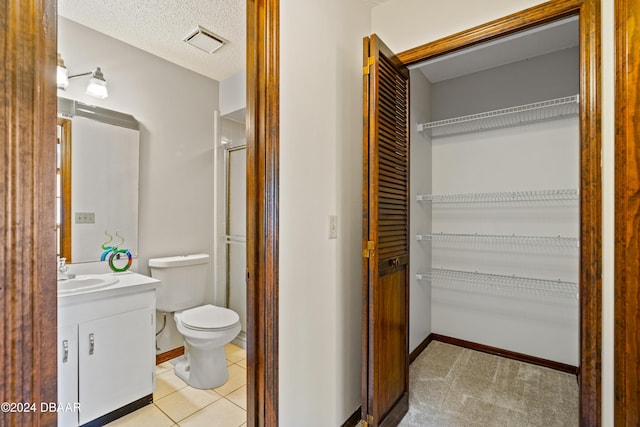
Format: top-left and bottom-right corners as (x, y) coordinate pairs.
(226, 146), (247, 345)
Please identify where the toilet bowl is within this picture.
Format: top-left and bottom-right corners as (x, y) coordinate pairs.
(148, 254), (241, 390)
(173, 304), (241, 389)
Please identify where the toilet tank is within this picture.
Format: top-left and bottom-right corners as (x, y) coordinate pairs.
(149, 254), (210, 312)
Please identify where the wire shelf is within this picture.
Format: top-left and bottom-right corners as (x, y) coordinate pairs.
(416, 268), (578, 297)
(416, 233), (579, 248)
(417, 95), (579, 137)
(416, 188), (579, 203)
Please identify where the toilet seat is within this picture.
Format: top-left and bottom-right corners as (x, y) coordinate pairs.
(180, 304), (240, 332)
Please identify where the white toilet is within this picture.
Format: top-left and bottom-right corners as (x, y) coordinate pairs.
(149, 254), (241, 389)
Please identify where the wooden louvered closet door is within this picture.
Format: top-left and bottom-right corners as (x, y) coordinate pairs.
(362, 34), (410, 427)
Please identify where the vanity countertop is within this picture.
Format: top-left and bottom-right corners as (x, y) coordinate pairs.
(58, 271), (160, 306)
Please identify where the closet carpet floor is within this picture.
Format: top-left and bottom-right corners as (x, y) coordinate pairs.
(398, 341), (578, 427)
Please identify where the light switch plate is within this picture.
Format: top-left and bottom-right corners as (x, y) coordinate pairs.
(329, 215), (337, 239)
(75, 212), (95, 224)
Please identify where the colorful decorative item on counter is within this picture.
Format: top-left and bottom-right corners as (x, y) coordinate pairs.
(100, 231), (133, 272)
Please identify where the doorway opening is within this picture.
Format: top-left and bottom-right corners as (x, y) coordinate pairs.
(361, 1), (601, 425)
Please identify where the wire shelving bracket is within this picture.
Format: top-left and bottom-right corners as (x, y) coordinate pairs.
(416, 268), (578, 298)
(417, 94), (579, 137)
(416, 233), (579, 248)
(416, 188), (579, 203)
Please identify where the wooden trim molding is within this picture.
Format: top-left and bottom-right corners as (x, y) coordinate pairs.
(397, 0), (584, 66)
(341, 407), (362, 427)
(410, 333), (578, 374)
(431, 335), (578, 375)
(409, 334), (434, 364)
(155, 347), (184, 365)
(575, 2), (602, 426)
(247, 0), (279, 425)
(1, 1), (58, 426)
(396, 1), (602, 424)
(57, 118), (73, 262)
(614, 0), (640, 424)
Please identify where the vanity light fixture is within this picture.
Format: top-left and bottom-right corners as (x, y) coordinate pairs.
(57, 55), (109, 100)
(82, 68), (109, 99)
(183, 25), (225, 54)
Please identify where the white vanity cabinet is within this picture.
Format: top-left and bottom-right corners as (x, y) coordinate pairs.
(57, 273), (159, 427)
(57, 325), (79, 427)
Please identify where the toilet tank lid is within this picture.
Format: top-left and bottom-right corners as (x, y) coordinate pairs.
(148, 253), (210, 268)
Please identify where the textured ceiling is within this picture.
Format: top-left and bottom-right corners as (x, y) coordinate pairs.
(58, 0), (246, 82)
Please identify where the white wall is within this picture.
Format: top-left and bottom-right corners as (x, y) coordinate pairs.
(58, 17), (219, 352)
(279, 0), (371, 424)
(334, 3), (370, 421)
(372, 0), (615, 424)
(430, 47), (579, 120)
(371, 0), (551, 55)
(409, 70), (433, 352)
(219, 70), (247, 119)
(426, 49), (580, 365)
(430, 116), (580, 365)
(58, 16), (218, 275)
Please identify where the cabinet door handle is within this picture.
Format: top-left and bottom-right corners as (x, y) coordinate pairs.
(62, 340), (69, 363)
(89, 333), (95, 355)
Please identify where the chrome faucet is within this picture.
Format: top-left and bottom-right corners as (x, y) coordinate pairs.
(57, 257), (75, 280)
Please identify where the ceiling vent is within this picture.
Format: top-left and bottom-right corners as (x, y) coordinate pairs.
(183, 26), (225, 54)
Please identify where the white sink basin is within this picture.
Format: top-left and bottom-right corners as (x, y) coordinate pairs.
(58, 275), (119, 295)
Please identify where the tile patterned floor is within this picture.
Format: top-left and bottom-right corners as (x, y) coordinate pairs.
(108, 341), (576, 427)
(107, 344), (247, 427)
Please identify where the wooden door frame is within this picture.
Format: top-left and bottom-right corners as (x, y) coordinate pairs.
(396, 0), (602, 425)
(57, 118), (73, 262)
(246, 0), (280, 425)
(614, 0), (640, 424)
(1, 1), (58, 426)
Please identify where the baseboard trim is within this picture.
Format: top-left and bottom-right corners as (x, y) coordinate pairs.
(409, 333), (434, 363)
(156, 346), (184, 365)
(80, 394), (152, 427)
(431, 334), (578, 375)
(341, 407), (361, 427)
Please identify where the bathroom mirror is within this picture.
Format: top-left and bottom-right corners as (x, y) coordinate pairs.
(57, 98), (140, 263)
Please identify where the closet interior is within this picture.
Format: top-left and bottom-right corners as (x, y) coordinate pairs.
(409, 16), (580, 367)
